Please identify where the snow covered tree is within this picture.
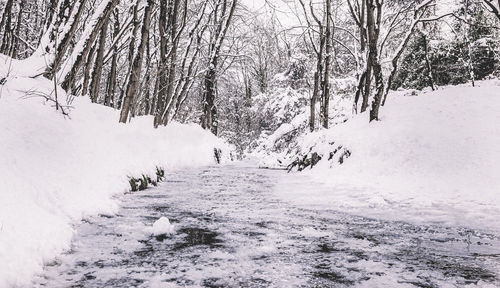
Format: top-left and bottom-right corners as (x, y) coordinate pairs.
(119, 0), (153, 123)
(200, 0), (238, 135)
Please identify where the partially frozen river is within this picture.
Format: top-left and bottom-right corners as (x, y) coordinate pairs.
(35, 165), (500, 287)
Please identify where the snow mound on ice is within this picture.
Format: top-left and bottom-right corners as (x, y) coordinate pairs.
(150, 217), (176, 235)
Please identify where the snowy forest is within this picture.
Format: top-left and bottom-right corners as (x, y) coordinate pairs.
(1, 0), (500, 287)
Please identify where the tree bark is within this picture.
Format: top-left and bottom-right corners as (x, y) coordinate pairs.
(366, 0), (384, 122)
(10, 0), (25, 58)
(153, 0), (170, 127)
(348, 0), (369, 113)
(48, 0), (88, 77)
(161, 0), (183, 126)
(89, 17), (109, 103)
(482, 0), (500, 20)
(119, 0), (153, 123)
(423, 33), (435, 91)
(105, 10), (119, 107)
(81, 44), (96, 97)
(321, 0), (332, 129)
(201, 0), (237, 135)
(60, 0), (120, 92)
(0, 0), (13, 55)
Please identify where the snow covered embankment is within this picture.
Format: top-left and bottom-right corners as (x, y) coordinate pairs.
(0, 57), (229, 287)
(278, 81), (500, 233)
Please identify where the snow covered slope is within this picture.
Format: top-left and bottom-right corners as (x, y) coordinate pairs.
(0, 57), (229, 287)
(277, 80), (500, 233)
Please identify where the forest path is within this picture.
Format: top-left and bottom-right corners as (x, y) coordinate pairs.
(34, 164), (500, 287)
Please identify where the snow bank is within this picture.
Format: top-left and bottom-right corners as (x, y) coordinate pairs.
(0, 56), (229, 287)
(278, 80), (500, 233)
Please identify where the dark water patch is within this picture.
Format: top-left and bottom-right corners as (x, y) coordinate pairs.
(248, 277), (270, 287)
(155, 234), (169, 242)
(174, 227), (223, 250)
(239, 230), (266, 237)
(400, 280), (437, 288)
(151, 205), (171, 213)
(102, 277), (145, 287)
(394, 248), (498, 284)
(104, 232), (122, 237)
(470, 253), (500, 257)
(317, 242), (341, 253)
(255, 221), (270, 228)
(202, 277), (226, 288)
(83, 272), (96, 280)
(312, 269), (354, 285)
(350, 232), (382, 246)
(75, 261), (87, 268)
(251, 254), (268, 261)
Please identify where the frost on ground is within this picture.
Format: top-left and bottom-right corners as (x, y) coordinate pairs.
(271, 80), (500, 234)
(0, 56), (229, 287)
(34, 165), (500, 288)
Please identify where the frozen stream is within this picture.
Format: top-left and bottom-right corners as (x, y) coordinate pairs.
(35, 165), (500, 287)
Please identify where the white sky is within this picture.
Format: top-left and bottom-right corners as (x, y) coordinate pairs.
(241, 0), (301, 27)
(240, 0), (461, 35)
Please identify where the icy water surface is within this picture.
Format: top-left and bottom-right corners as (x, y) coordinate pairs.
(35, 165), (500, 287)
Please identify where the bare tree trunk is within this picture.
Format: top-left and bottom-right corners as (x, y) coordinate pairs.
(81, 44), (96, 97)
(10, 0), (25, 58)
(60, 0), (120, 92)
(0, 0), (13, 55)
(161, 0), (183, 126)
(353, 71), (366, 112)
(117, 3), (139, 110)
(348, 0), (369, 113)
(151, 63), (160, 115)
(202, 65), (218, 134)
(423, 33), (436, 91)
(105, 10), (119, 107)
(464, 0), (475, 87)
(362, 64), (371, 112)
(48, 0), (88, 77)
(482, 0), (500, 21)
(119, 0), (153, 123)
(367, 0), (384, 122)
(321, 0), (332, 129)
(201, 0), (237, 135)
(89, 17), (109, 103)
(310, 70), (320, 132)
(143, 34), (152, 115)
(43, 0), (58, 30)
(153, 0), (169, 127)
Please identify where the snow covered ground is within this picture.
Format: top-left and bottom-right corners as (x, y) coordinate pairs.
(0, 56), (229, 287)
(275, 80), (500, 234)
(33, 164), (500, 287)
(2, 51), (499, 287)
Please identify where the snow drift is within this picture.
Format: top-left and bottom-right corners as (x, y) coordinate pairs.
(276, 80), (500, 233)
(0, 56), (229, 287)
